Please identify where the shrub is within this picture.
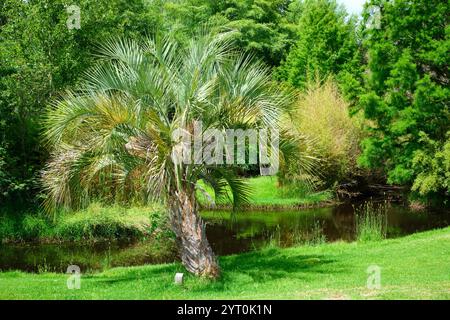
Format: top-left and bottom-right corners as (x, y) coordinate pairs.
(22, 215), (52, 239)
(0, 203), (169, 242)
(0, 214), (16, 241)
(410, 133), (450, 205)
(282, 79), (364, 188)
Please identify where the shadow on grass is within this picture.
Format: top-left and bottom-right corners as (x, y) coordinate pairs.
(220, 248), (338, 282)
(86, 263), (181, 284)
(181, 248), (345, 295)
(90, 247), (345, 297)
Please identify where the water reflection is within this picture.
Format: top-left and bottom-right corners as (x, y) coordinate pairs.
(204, 202), (450, 252)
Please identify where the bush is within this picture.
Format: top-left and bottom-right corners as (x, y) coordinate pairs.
(22, 215), (52, 239)
(410, 133), (450, 205)
(0, 209), (52, 241)
(0, 214), (16, 241)
(281, 79), (364, 188)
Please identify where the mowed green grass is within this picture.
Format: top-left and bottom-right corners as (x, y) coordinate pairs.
(198, 176), (332, 207)
(1, 227), (449, 300)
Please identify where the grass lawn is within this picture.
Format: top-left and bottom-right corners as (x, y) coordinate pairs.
(1, 227), (449, 300)
(198, 176), (333, 208)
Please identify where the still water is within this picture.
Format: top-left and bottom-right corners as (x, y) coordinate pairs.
(0, 202), (449, 273)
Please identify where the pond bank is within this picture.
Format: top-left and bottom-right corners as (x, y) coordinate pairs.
(1, 227), (449, 299)
(200, 199), (336, 211)
(1, 201), (449, 273)
(1, 177), (335, 244)
(0, 203), (170, 244)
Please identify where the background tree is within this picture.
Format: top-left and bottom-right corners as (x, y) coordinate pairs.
(161, 0), (300, 66)
(358, 0), (449, 203)
(275, 0), (363, 96)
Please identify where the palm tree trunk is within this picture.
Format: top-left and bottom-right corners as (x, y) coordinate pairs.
(169, 190), (220, 278)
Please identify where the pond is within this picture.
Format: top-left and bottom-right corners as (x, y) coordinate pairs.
(0, 201), (449, 273)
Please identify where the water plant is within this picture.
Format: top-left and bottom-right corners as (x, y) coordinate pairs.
(355, 202), (388, 242)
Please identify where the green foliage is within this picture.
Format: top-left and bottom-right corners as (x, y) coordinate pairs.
(0, 204), (167, 242)
(21, 215), (53, 239)
(159, 0), (300, 66)
(53, 203), (166, 241)
(280, 79), (364, 187)
(0, 214), (16, 241)
(0, 0), (161, 204)
(0, 210), (52, 241)
(276, 0), (363, 95)
(411, 133), (450, 204)
(358, 0), (450, 202)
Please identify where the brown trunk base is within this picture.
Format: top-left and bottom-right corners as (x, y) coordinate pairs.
(169, 190), (220, 279)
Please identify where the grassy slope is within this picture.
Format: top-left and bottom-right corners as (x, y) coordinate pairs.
(1, 227), (449, 300)
(198, 176), (333, 208)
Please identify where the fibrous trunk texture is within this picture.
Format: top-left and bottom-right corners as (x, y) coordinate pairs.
(169, 190), (220, 278)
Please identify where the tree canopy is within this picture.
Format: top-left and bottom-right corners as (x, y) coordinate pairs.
(358, 0), (449, 202)
(275, 0), (363, 95)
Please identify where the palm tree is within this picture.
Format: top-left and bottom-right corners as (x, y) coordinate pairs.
(42, 31), (294, 278)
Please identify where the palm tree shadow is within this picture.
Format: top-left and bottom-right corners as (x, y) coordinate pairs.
(220, 248), (340, 283)
(91, 248), (345, 293)
(87, 264), (182, 285)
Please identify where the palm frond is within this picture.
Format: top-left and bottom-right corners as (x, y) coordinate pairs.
(42, 29), (295, 216)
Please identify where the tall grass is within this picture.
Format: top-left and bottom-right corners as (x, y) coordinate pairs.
(355, 202), (388, 242)
(307, 220), (327, 246)
(0, 207), (51, 242)
(0, 203), (169, 242)
(53, 203), (166, 241)
(266, 219), (326, 248)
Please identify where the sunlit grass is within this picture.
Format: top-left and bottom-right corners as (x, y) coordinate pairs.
(197, 176), (333, 208)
